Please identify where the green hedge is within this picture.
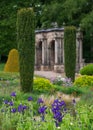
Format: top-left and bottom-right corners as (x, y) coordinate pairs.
(17, 8), (35, 92)
(64, 26), (76, 81)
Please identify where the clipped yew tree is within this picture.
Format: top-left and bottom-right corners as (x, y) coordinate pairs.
(4, 49), (19, 72)
(64, 26), (76, 81)
(17, 8), (35, 92)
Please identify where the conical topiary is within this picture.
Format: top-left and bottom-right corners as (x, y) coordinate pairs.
(4, 49), (19, 72)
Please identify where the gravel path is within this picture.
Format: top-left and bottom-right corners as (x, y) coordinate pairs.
(34, 71), (65, 79)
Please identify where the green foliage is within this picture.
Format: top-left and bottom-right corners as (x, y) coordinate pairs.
(4, 49), (19, 72)
(0, 63), (5, 71)
(54, 85), (84, 96)
(80, 91), (93, 105)
(80, 64), (93, 75)
(81, 11), (93, 33)
(17, 8), (35, 92)
(64, 26), (76, 81)
(74, 75), (93, 87)
(34, 77), (54, 91)
(0, 1), (17, 57)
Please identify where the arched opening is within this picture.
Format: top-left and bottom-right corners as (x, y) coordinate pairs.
(36, 41), (42, 70)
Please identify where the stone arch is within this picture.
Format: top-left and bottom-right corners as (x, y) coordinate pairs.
(36, 41), (42, 70)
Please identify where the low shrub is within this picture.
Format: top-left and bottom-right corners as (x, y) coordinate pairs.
(34, 77), (54, 91)
(74, 75), (93, 87)
(80, 64), (93, 75)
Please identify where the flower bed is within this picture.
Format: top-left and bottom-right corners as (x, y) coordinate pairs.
(0, 92), (93, 130)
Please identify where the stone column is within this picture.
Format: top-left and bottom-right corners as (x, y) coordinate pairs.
(61, 33), (64, 64)
(42, 42), (44, 65)
(55, 38), (58, 64)
(34, 45), (37, 70)
(76, 36), (79, 72)
(76, 30), (83, 71)
(79, 34), (83, 68)
(61, 37), (63, 64)
(47, 45), (51, 66)
(35, 45), (40, 70)
(41, 38), (47, 65)
(79, 39), (82, 63)
(59, 38), (63, 64)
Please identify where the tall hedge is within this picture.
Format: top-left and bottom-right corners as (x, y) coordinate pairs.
(64, 26), (76, 81)
(17, 8), (35, 92)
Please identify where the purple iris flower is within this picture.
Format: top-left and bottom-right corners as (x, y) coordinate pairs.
(18, 104), (27, 112)
(52, 99), (67, 127)
(58, 100), (66, 107)
(52, 105), (60, 114)
(52, 99), (66, 109)
(9, 101), (14, 106)
(18, 104), (23, 112)
(10, 92), (16, 97)
(54, 111), (63, 122)
(11, 108), (16, 113)
(37, 98), (44, 104)
(28, 96), (33, 101)
(23, 105), (28, 110)
(38, 106), (47, 114)
(4, 100), (8, 104)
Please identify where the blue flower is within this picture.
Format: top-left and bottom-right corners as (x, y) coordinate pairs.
(4, 100), (8, 104)
(9, 101), (14, 106)
(38, 105), (47, 114)
(52, 99), (67, 127)
(18, 104), (23, 112)
(11, 108), (16, 113)
(28, 96), (33, 101)
(37, 98), (44, 104)
(23, 105), (28, 110)
(52, 105), (60, 114)
(18, 104), (27, 113)
(10, 92), (16, 97)
(58, 100), (66, 107)
(54, 111), (63, 122)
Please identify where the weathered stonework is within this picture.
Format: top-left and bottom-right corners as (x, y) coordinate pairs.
(35, 28), (84, 73)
